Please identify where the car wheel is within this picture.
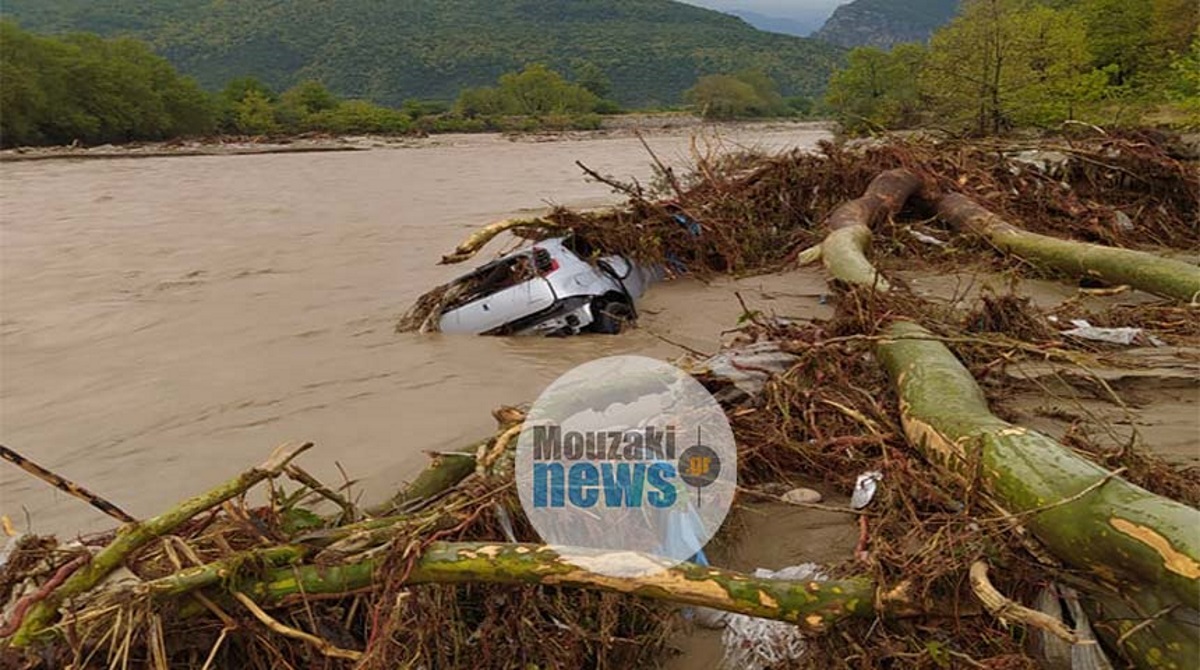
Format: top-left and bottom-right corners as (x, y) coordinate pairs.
(591, 298), (633, 334)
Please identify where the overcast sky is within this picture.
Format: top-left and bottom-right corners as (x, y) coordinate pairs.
(680, 0), (849, 21)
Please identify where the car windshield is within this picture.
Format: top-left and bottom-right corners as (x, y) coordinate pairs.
(442, 250), (540, 311)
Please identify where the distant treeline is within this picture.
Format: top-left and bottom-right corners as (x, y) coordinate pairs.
(0, 21), (438, 146)
(0, 22), (213, 146)
(0, 21), (815, 148)
(823, 0), (1200, 134)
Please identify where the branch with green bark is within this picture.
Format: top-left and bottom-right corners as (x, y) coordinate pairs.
(7, 441), (312, 647)
(875, 320), (1200, 669)
(820, 168), (923, 291)
(932, 193), (1200, 303)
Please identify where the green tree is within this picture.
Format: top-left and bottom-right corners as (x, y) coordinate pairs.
(277, 80), (339, 129)
(1165, 31), (1200, 126)
(221, 77), (275, 104)
(281, 80), (338, 115)
(824, 44), (927, 133)
(305, 100), (410, 134)
(0, 21), (214, 146)
(732, 69), (787, 115)
(1149, 0), (1200, 57)
(684, 74), (762, 119)
(454, 86), (507, 117)
(496, 63), (600, 116)
(572, 60), (612, 99)
(0, 21), (58, 144)
(1077, 0), (1153, 86)
(921, 0), (1104, 134)
(454, 64), (600, 117)
(684, 70), (790, 119)
(233, 89), (278, 134)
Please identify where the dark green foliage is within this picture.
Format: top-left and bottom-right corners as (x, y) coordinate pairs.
(571, 60), (612, 99)
(0, 0), (845, 108)
(454, 64), (602, 117)
(0, 20), (215, 146)
(304, 100), (411, 134)
(825, 44), (927, 132)
(684, 70), (789, 119)
(823, 0), (1198, 134)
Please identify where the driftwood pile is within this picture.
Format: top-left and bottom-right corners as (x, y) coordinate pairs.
(3, 129), (1199, 669)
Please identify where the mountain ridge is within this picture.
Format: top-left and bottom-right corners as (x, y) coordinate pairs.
(814, 0), (959, 50)
(1, 0), (845, 107)
(724, 9), (825, 37)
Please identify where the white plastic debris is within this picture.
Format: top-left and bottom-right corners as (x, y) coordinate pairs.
(721, 564), (824, 669)
(701, 342), (800, 397)
(1031, 583), (1114, 670)
(1112, 210), (1134, 232)
(782, 487), (823, 505)
(1061, 319), (1163, 347)
(906, 226), (948, 246)
(0, 533), (23, 572)
(851, 471), (883, 510)
(1007, 150), (1071, 176)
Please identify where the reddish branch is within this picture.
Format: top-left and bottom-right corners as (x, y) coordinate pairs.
(0, 553), (89, 637)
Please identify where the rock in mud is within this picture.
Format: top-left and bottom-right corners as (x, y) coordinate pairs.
(782, 487), (823, 504)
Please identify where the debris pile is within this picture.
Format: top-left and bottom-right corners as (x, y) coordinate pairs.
(4, 130), (1199, 669)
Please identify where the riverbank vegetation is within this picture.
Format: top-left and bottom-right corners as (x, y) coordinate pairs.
(825, 0), (1200, 133)
(0, 21), (623, 147)
(4, 20), (802, 148)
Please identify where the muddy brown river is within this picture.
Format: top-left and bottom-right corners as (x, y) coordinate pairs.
(0, 124), (835, 535)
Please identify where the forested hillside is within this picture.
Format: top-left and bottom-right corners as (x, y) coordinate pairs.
(0, 0), (844, 107)
(823, 0), (1199, 133)
(814, 0), (959, 49)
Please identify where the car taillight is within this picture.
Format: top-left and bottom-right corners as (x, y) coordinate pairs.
(534, 248), (559, 274)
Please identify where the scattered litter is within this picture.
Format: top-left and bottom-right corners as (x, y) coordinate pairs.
(0, 534), (23, 572)
(851, 471), (883, 510)
(1031, 583), (1114, 670)
(1061, 319), (1164, 347)
(692, 606), (730, 629)
(906, 226), (948, 246)
(697, 342), (800, 398)
(721, 564), (823, 669)
(1112, 210), (1134, 232)
(781, 487), (823, 505)
(1007, 150), (1071, 176)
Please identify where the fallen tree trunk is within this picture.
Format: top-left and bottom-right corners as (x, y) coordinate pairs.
(8, 442), (312, 647)
(820, 169), (923, 291)
(232, 543), (882, 631)
(933, 193), (1200, 303)
(875, 320), (1199, 666)
(439, 217), (558, 265)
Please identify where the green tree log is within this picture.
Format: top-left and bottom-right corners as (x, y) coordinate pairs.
(934, 192), (1200, 302)
(820, 169), (924, 290)
(876, 320), (1200, 618)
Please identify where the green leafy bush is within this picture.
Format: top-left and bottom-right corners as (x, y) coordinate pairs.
(305, 100), (411, 134)
(684, 70), (788, 119)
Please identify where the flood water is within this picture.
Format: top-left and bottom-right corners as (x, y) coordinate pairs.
(0, 124), (833, 535)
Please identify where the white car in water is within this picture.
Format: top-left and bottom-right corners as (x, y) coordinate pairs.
(437, 237), (660, 336)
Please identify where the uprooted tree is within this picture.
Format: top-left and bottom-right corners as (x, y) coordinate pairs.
(3, 130), (1198, 669)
